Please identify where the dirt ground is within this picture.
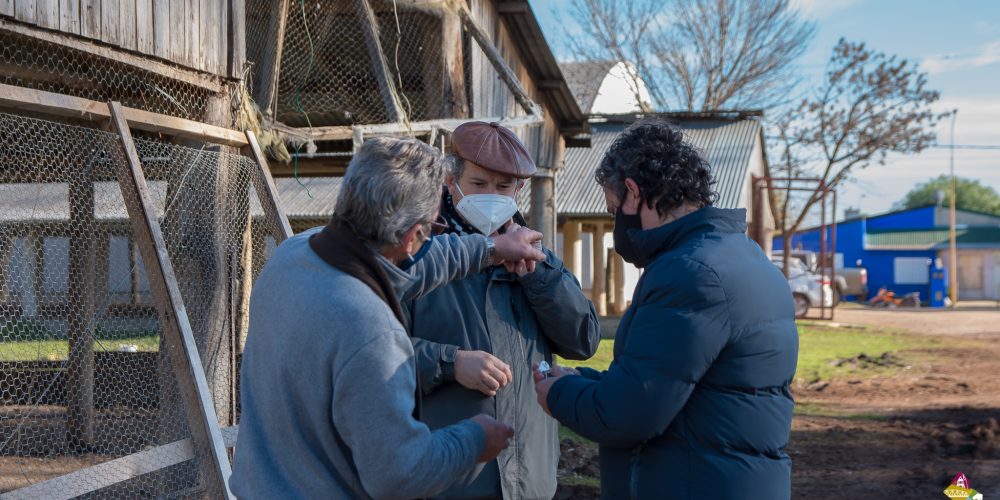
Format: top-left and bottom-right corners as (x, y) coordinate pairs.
(556, 303), (1000, 498)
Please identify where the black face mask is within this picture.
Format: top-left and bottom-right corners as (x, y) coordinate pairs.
(613, 206), (644, 266)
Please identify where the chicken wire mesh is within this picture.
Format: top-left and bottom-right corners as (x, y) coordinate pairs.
(0, 111), (283, 497)
(246, 0), (447, 127)
(0, 29), (217, 122)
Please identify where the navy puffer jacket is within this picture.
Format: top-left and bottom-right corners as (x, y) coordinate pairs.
(548, 207), (798, 499)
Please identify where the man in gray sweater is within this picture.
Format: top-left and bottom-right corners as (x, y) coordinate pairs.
(230, 137), (546, 499)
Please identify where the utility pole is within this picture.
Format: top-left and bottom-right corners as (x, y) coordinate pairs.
(948, 109), (958, 307)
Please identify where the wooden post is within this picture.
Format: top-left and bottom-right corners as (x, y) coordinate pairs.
(251, 0), (290, 118)
(66, 168), (96, 449)
(562, 220), (581, 281)
(353, 0), (405, 123)
(107, 101), (234, 499)
(30, 230), (43, 317)
(751, 176), (765, 249)
(129, 237), (142, 304)
(612, 252), (626, 314)
(440, 9), (467, 119)
(530, 169), (556, 250)
(591, 223), (607, 316)
(246, 131), (294, 242)
(0, 233), (10, 302)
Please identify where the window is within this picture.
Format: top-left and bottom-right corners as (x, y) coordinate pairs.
(894, 257), (931, 285)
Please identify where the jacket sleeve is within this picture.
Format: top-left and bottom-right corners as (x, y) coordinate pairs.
(399, 233), (488, 302)
(410, 337), (459, 396)
(546, 261), (730, 449)
(517, 249), (601, 360)
(331, 328), (484, 500)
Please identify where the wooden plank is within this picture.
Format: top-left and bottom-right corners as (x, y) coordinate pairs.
(135, 0), (153, 53)
(227, 0), (244, 78)
(246, 130), (294, 242)
(168, 0), (184, 65)
(118, 0), (136, 51)
(353, 0), (404, 123)
(457, 5), (541, 118)
(151, 0), (168, 58)
(199, 0), (215, 78)
(101, 0), (120, 46)
(3, 438), (195, 500)
(184, 0), (197, 70)
(59, 0), (79, 34)
(216, 0), (226, 77)
(0, 83), (247, 146)
(14, 0), (37, 24)
(35, 0), (58, 28)
(0, 0), (13, 18)
(107, 101), (234, 500)
(274, 113), (545, 143)
(80, 0), (99, 39)
(0, 18), (223, 88)
(251, 0), (289, 118)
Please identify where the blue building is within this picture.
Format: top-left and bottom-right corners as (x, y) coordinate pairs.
(773, 205), (1000, 303)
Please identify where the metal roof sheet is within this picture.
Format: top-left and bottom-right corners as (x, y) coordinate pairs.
(865, 226), (1000, 250)
(552, 117), (763, 218)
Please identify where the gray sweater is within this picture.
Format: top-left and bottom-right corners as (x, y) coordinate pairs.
(230, 228), (492, 499)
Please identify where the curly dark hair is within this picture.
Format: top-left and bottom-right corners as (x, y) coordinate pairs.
(595, 119), (716, 216)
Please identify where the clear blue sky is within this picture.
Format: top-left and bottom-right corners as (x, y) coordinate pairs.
(529, 0), (1000, 218)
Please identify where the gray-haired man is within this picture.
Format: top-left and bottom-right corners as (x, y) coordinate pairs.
(230, 137), (546, 499)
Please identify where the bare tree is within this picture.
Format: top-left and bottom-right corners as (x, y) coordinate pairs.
(562, 0), (815, 111)
(771, 39), (943, 272)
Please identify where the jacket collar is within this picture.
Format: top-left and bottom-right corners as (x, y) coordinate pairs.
(628, 206), (748, 264)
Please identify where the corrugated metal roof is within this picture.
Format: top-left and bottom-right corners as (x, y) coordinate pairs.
(865, 227), (1000, 250)
(553, 117), (763, 217)
(274, 178), (342, 219)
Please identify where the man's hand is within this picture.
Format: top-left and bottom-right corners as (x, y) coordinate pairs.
(456, 350), (513, 397)
(500, 223), (543, 276)
(532, 362), (576, 416)
(493, 226), (545, 270)
(469, 415), (514, 463)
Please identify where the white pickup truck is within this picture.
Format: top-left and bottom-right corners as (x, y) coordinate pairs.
(773, 250), (868, 303)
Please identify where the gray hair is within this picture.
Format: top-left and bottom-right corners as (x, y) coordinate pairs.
(335, 136), (445, 247)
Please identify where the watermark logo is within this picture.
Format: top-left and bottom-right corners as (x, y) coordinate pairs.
(943, 472), (983, 500)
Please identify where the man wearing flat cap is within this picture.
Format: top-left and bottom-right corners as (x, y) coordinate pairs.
(404, 122), (601, 499)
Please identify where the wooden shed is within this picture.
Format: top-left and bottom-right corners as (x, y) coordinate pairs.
(245, 0), (586, 247)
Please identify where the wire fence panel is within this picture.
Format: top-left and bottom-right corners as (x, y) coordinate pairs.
(246, 0), (446, 127)
(129, 137), (280, 433)
(0, 111), (283, 497)
(0, 29), (216, 122)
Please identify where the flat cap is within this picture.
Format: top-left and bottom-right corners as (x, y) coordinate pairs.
(451, 121), (536, 178)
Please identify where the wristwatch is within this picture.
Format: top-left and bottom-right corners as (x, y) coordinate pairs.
(484, 236), (497, 267)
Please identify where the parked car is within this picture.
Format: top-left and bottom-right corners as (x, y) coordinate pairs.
(773, 250), (868, 303)
(770, 256), (834, 318)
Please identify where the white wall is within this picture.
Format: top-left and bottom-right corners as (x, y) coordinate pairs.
(590, 62), (654, 115)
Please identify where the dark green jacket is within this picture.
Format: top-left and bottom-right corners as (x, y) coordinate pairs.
(406, 248), (600, 499)
(548, 207), (798, 499)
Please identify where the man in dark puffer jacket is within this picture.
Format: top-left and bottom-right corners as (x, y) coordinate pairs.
(534, 119), (799, 499)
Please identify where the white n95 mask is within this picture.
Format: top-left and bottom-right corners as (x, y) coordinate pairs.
(454, 183), (518, 235)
